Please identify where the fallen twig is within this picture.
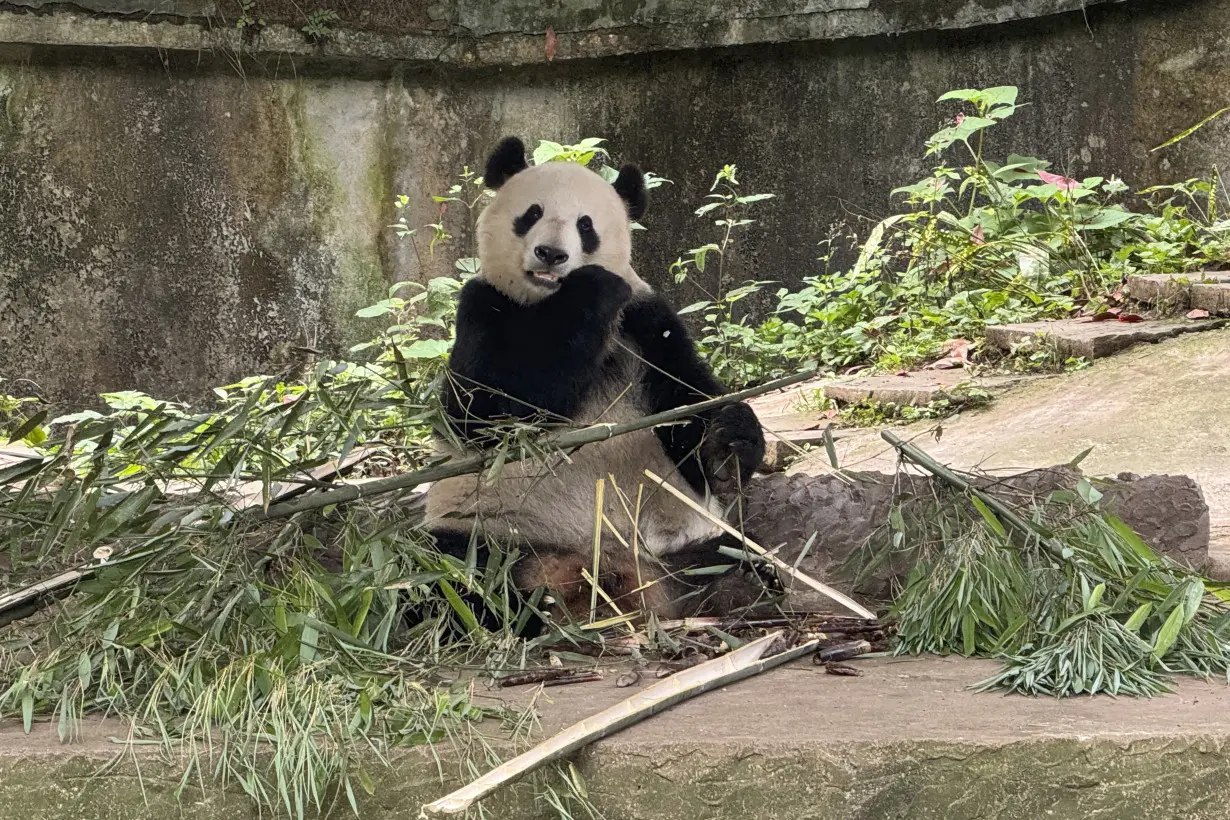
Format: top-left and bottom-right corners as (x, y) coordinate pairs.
(496, 668), (599, 688)
(643, 469), (877, 620)
(421, 630), (816, 816)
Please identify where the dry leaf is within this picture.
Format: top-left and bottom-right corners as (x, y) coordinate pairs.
(545, 27), (557, 61)
(1187, 308), (1211, 320)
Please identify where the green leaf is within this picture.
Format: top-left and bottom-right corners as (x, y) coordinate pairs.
(1183, 579), (1205, 624)
(1151, 604), (1185, 661)
(1152, 107), (1230, 152)
(21, 694), (32, 733)
(438, 579), (482, 634)
(1124, 602), (1152, 633)
(1086, 582), (1106, 612)
(299, 623), (320, 664)
(970, 495), (1008, 539)
(8, 409), (48, 445)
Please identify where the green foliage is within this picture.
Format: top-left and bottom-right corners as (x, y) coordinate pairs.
(302, 8), (338, 42)
(883, 485), (1230, 697)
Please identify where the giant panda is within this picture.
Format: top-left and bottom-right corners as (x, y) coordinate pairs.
(423, 137), (774, 629)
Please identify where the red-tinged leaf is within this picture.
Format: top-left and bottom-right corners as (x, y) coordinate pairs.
(1117, 313), (1145, 323)
(1037, 169), (1079, 190)
(1110, 288), (1124, 303)
(971, 225), (985, 245)
(1108, 306), (1123, 315)
(895, 370), (910, 377)
(545, 27), (557, 61)
(1187, 308), (1211, 320)
(439, 202), (448, 216)
(820, 408), (838, 420)
(1089, 311), (1116, 322)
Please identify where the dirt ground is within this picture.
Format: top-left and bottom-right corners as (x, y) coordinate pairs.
(794, 328), (1230, 554)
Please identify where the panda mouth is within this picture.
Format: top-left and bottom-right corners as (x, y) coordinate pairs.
(526, 270), (563, 289)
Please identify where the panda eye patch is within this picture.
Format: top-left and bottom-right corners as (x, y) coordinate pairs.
(513, 204), (544, 237)
(577, 215), (600, 254)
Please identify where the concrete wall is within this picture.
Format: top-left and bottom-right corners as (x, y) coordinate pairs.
(2, 0), (1228, 407)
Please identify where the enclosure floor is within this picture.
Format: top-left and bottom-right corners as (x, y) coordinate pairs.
(6, 655), (1230, 819)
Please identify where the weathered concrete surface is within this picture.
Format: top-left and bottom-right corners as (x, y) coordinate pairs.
(985, 317), (1227, 359)
(7, 0), (1230, 405)
(0, 1), (1129, 68)
(8, 656), (1230, 819)
(798, 328), (1230, 570)
(823, 370), (1029, 406)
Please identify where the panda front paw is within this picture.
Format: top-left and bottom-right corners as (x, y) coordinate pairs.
(559, 265), (634, 314)
(700, 402), (765, 495)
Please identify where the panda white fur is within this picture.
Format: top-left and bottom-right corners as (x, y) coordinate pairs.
(424, 137), (772, 628)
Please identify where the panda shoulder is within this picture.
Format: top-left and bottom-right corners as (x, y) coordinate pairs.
(458, 277), (513, 312)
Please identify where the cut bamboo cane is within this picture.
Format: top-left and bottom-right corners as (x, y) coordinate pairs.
(420, 630), (816, 816)
(260, 369), (818, 521)
(643, 469), (876, 620)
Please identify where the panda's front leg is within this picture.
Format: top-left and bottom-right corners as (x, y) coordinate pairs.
(620, 294), (766, 497)
(699, 401), (765, 495)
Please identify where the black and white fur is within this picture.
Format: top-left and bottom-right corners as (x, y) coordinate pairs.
(424, 137), (772, 628)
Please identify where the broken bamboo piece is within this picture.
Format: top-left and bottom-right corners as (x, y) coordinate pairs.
(421, 630), (816, 816)
(642, 469), (877, 620)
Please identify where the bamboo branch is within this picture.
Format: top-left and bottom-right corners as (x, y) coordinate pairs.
(642, 469), (877, 620)
(880, 430), (1069, 561)
(258, 369), (817, 521)
(421, 630), (816, 816)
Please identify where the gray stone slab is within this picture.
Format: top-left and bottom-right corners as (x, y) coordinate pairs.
(985, 317), (1227, 359)
(1127, 272), (1230, 315)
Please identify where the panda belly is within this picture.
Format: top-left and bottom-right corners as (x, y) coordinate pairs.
(424, 351), (724, 557)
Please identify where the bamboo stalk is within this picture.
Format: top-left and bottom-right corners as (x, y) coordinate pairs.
(879, 431), (1069, 561)
(643, 469), (877, 620)
(590, 479), (605, 623)
(420, 630), (816, 816)
(259, 369), (817, 521)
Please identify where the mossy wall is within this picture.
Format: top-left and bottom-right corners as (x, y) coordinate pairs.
(2, 0), (1228, 405)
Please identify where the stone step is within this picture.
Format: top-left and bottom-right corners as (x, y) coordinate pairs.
(986, 317), (1227, 359)
(9, 657), (1230, 819)
(1127, 271), (1230, 315)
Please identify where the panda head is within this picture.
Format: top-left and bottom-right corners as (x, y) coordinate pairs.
(476, 137), (651, 305)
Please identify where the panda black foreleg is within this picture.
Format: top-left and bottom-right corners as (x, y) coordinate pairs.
(620, 295), (766, 496)
(444, 269), (633, 440)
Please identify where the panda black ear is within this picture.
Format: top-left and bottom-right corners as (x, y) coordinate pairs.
(484, 137), (528, 190)
(613, 164), (647, 222)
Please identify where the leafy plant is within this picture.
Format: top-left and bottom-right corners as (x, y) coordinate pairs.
(671, 165), (782, 387)
(302, 8), (338, 42)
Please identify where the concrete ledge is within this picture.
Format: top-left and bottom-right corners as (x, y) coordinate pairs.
(0, 0), (1129, 68)
(5, 656), (1230, 818)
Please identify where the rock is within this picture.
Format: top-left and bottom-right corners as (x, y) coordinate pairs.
(1127, 271), (1230, 315)
(985, 317), (1227, 359)
(742, 467), (1210, 607)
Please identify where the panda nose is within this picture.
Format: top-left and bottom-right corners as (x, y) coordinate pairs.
(534, 245), (569, 266)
